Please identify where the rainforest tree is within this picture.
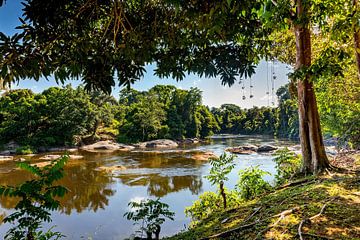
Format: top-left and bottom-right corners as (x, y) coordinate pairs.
(0, 0), (356, 173)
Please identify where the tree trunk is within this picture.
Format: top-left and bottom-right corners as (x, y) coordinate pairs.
(146, 231), (152, 240)
(154, 225), (161, 240)
(219, 181), (227, 209)
(294, 0), (330, 174)
(353, 0), (360, 79)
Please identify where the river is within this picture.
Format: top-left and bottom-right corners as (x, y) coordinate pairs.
(0, 135), (296, 239)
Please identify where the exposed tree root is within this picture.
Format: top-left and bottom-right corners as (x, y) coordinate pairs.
(301, 233), (335, 239)
(298, 200), (333, 240)
(276, 178), (315, 190)
(201, 207), (301, 240)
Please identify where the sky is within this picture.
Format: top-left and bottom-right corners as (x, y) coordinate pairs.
(0, 0), (292, 108)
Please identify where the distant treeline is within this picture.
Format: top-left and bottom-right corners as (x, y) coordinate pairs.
(0, 84), (298, 147)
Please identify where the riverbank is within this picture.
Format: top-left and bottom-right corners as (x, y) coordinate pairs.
(166, 152), (360, 240)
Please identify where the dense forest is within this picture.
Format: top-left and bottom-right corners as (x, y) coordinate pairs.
(0, 84), (299, 149)
(1, 81), (358, 151)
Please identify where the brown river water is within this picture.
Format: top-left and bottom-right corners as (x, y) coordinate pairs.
(0, 135), (296, 239)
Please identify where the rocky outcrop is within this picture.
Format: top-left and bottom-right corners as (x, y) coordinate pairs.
(178, 138), (200, 144)
(135, 139), (178, 149)
(226, 148), (254, 155)
(39, 155), (84, 161)
(80, 140), (135, 152)
(30, 161), (52, 168)
(226, 144), (258, 154)
(226, 144), (278, 154)
(0, 156), (13, 162)
(96, 165), (127, 173)
(190, 151), (217, 161)
(257, 144), (278, 152)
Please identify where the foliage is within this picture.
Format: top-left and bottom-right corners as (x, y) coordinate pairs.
(206, 153), (236, 209)
(184, 190), (240, 225)
(236, 166), (272, 200)
(273, 148), (302, 185)
(316, 67), (360, 149)
(124, 198), (174, 239)
(275, 84), (299, 139)
(211, 96), (298, 139)
(0, 1), (265, 92)
(118, 86), (219, 142)
(0, 86), (118, 147)
(206, 153), (236, 185)
(15, 145), (35, 155)
(0, 155), (69, 240)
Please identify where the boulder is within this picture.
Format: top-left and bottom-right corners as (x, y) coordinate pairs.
(80, 140), (135, 152)
(0, 156), (13, 162)
(0, 150), (11, 155)
(257, 144), (278, 152)
(39, 155), (84, 161)
(180, 138), (200, 144)
(225, 144), (258, 154)
(96, 165), (127, 173)
(241, 144), (258, 151)
(136, 139), (178, 149)
(31, 161), (52, 168)
(47, 147), (78, 152)
(190, 151), (217, 161)
(226, 148), (254, 155)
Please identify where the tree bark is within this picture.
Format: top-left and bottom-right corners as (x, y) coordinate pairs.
(294, 0), (330, 174)
(219, 181), (227, 209)
(353, 0), (360, 79)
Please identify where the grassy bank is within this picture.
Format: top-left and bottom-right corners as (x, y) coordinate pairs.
(167, 154), (360, 240)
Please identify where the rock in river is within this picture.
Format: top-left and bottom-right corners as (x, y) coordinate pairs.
(96, 165), (127, 173)
(39, 155), (84, 160)
(190, 151), (217, 161)
(257, 144), (278, 152)
(0, 156), (14, 162)
(80, 140), (135, 152)
(135, 139), (178, 149)
(226, 144), (258, 154)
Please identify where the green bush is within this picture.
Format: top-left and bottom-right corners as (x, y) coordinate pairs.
(206, 153), (236, 209)
(184, 189), (240, 225)
(124, 198), (174, 240)
(236, 166), (272, 200)
(273, 148), (302, 185)
(0, 155), (69, 239)
(15, 145), (35, 155)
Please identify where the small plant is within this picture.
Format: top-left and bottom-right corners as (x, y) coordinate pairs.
(273, 148), (302, 185)
(185, 190), (240, 225)
(236, 166), (272, 200)
(206, 153), (236, 209)
(124, 198), (175, 240)
(0, 155), (69, 240)
(15, 145), (35, 155)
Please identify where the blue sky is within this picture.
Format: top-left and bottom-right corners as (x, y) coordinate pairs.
(0, 0), (292, 108)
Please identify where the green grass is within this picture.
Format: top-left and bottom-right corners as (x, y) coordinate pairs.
(167, 170), (360, 240)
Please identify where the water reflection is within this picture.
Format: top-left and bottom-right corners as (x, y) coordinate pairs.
(0, 151), (207, 214)
(0, 135), (297, 238)
(0, 161), (116, 215)
(118, 174), (202, 197)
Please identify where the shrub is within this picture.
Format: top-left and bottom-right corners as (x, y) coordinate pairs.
(15, 145), (35, 155)
(0, 155), (69, 240)
(124, 198), (174, 240)
(273, 148), (301, 185)
(236, 166), (272, 200)
(185, 189), (240, 225)
(206, 153), (236, 209)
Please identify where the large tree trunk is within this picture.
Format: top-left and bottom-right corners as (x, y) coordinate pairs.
(294, 0), (330, 174)
(353, 0), (360, 79)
